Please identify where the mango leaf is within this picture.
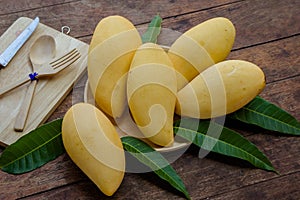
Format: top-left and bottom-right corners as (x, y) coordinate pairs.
(0, 119), (64, 174)
(230, 96), (300, 135)
(141, 14), (162, 43)
(174, 118), (276, 172)
(121, 136), (191, 200)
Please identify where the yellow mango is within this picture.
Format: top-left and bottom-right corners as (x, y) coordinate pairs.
(127, 43), (177, 146)
(89, 15), (137, 53)
(168, 17), (236, 90)
(175, 60), (265, 119)
(62, 103), (125, 196)
(88, 16), (142, 118)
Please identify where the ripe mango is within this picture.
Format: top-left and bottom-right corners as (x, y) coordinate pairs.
(175, 60), (265, 119)
(62, 103), (125, 196)
(88, 16), (142, 118)
(127, 43), (177, 146)
(168, 17), (236, 90)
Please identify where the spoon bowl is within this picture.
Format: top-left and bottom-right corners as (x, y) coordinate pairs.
(29, 35), (56, 66)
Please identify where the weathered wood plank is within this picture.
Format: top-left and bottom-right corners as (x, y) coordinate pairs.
(0, 154), (85, 199)
(209, 172), (300, 200)
(19, 174), (188, 199)
(0, 0), (238, 37)
(0, 0), (299, 49)
(0, 0), (78, 15)
(161, 0), (300, 49)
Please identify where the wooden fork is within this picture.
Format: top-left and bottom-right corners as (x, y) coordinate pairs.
(0, 48), (81, 97)
(13, 48), (81, 131)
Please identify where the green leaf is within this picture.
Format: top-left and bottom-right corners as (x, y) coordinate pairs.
(0, 119), (64, 174)
(230, 96), (300, 135)
(174, 118), (276, 172)
(121, 136), (190, 200)
(141, 14), (162, 43)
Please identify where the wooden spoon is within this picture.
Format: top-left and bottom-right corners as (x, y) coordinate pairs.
(14, 35), (56, 132)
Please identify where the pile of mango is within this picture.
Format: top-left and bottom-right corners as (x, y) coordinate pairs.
(62, 16), (265, 196)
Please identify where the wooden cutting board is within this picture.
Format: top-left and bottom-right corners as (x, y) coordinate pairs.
(0, 17), (89, 146)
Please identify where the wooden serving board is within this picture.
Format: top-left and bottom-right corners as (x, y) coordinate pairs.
(0, 17), (89, 146)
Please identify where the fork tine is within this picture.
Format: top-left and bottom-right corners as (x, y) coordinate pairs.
(55, 51), (81, 69)
(51, 49), (79, 69)
(50, 48), (77, 66)
(51, 49), (81, 70)
(52, 50), (80, 69)
(52, 53), (80, 72)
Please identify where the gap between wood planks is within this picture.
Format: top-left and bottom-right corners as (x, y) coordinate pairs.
(70, 0), (247, 42)
(231, 33), (300, 54)
(132, 0), (246, 26)
(0, 0), (81, 16)
(15, 170), (300, 199)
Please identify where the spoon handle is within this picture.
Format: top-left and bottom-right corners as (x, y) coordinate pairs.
(0, 76), (30, 97)
(14, 80), (37, 132)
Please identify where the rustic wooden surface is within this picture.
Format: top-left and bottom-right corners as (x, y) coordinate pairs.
(0, 0), (299, 199)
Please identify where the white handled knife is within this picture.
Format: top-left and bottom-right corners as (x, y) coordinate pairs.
(0, 17), (39, 67)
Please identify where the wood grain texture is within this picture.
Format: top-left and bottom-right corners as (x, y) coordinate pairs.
(0, 0), (78, 15)
(161, 0), (300, 49)
(80, 0), (299, 48)
(0, 0), (298, 46)
(210, 172), (300, 200)
(0, 0), (299, 199)
(0, 0), (239, 37)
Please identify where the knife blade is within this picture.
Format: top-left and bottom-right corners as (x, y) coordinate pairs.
(0, 17), (39, 67)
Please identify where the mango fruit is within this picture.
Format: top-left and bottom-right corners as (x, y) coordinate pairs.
(168, 17), (236, 90)
(62, 103), (125, 196)
(127, 43), (177, 146)
(88, 15), (142, 118)
(175, 60), (265, 119)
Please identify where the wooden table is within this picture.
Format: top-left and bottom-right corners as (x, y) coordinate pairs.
(0, 0), (299, 199)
